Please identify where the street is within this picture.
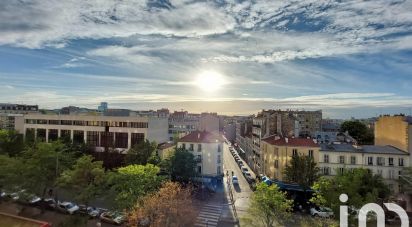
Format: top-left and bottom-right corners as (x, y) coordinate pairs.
(222, 142), (253, 218)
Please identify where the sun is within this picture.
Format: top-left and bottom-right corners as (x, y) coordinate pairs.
(195, 71), (226, 92)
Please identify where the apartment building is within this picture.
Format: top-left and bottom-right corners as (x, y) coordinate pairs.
(319, 143), (409, 193)
(177, 131), (224, 180)
(168, 111), (200, 141)
(0, 103), (39, 130)
(14, 113), (168, 151)
(375, 115), (412, 154)
(261, 136), (320, 181)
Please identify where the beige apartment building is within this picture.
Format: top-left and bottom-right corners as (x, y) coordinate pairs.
(14, 113), (168, 151)
(177, 131), (224, 179)
(319, 143), (409, 193)
(261, 136), (320, 181)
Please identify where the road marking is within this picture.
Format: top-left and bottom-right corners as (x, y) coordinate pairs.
(194, 203), (222, 227)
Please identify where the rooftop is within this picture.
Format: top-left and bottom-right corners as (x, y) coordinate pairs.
(158, 141), (175, 150)
(320, 143), (408, 155)
(178, 131), (224, 143)
(262, 136), (319, 147)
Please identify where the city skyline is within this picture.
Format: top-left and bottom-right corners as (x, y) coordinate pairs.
(1, 0), (412, 118)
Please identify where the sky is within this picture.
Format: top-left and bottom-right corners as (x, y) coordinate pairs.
(1, 0), (412, 118)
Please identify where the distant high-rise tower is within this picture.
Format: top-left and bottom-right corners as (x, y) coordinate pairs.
(98, 102), (108, 112)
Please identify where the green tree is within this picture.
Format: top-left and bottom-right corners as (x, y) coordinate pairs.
(243, 182), (293, 227)
(161, 148), (196, 182)
(125, 140), (157, 165)
(284, 154), (319, 191)
(58, 155), (105, 206)
(310, 168), (390, 216)
(0, 155), (25, 192)
(0, 129), (24, 156)
(107, 164), (164, 209)
(340, 120), (374, 145)
(399, 167), (412, 193)
(20, 142), (75, 197)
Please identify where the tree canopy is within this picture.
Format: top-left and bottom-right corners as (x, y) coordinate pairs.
(284, 154), (319, 191)
(161, 148), (196, 182)
(107, 164), (165, 209)
(125, 140), (158, 165)
(128, 181), (196, 227)
(243, 182), (293, 227)
(58, 155), (106, 206)
(340, 120), (374, 145)
(310, 168), (390, 215)
(0, 129), (24, 156)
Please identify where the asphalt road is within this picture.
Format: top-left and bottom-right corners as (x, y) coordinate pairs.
(222, 142), (253, 217)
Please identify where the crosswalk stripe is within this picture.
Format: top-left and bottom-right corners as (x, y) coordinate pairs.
(194, 203), (222, 227)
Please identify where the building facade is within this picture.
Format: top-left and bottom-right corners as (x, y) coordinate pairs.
(319, 143), (410, 193)
(261, 136), (320, 181)
(168, 111), (200, 141)
(375, 115), (412, 154)
(0, 104), (39, 130)
(177, 131), (224, 179)
(14, 114), (168, 151)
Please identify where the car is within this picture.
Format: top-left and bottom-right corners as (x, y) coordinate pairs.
(56, 201), (79, 214)
(310, 207), (334, 218)
(232, 176), (239, 185)
(237, 160), (244, 166)
(42, 198), (57, 210)
(241, 167), (249, 174)
(100, 211), (126, 225)
(79, 205), (102, 218)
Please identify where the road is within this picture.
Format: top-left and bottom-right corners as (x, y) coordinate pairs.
(222, 142), (253, 218)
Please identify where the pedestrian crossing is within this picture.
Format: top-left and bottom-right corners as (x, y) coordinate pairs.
(194, 203), (222, 227)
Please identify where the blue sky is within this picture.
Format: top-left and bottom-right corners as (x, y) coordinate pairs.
(1, 0), (412, 118)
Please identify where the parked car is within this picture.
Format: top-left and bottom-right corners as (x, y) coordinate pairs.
(56, 201), (79, 214)
(310, 207), (334, 218)
(42, 198), (57, 210)
(100, 211), (126, 225)
(232, 176), (239, 185)
(79, 205), (102, 218)
(237, 160), (244, 167)
(241, 167), (249, 174)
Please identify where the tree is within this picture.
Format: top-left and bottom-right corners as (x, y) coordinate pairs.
(58, 155), (105, 206)
(0, 129), (24, 156)
(399, 167), (412, 193)
(284, 154), (319, 191)
(107, 164), (165, 209)
(0, 155), (25, 192)
(310, 168), (390, 216)
(20, 142), (75, 197)
(128, 181), (196, 227)
(340, 120), (374, 145)
(161, 148), (196, 182)
(125, 140), (157, 165)
(243, 182), (293, 227)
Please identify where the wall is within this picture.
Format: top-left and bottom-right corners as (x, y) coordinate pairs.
(147, 117), (169, 144)
(375, 116), (409, 152)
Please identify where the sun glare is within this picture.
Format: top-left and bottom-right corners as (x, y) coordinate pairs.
(195, 71), (226, 92)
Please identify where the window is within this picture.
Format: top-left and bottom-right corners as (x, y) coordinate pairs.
(197, 144), (202, 152)
(377, 169), (383, 176)
(182, 143), (186, 150)
(218, 145), (221, 152)
(37, 129), (46, 142)
(350, 156), (356, 165)
(338, 168), (344, 175)
(217, 166), (221, 175)
(389, 170), (395, 179)
(60, 130), (71, 140)
(87, 131), (99, 146)
(308, 150), (313, 158)
(48, 120), (60, 125)
(100, 132), (113, 147)
(189, 144), (194, 151)
(73, 130), (84, 144)
(339, 156), (345, 164)
(389, 157), (394, 166)
(115, 132), (128, 149)
(399, 158), (404, 167)
(274, 160), (279, 168)
(37, 119), (47, 124)
(217, 155), (221, 164)
(324, 154), (329, 163)
(377, 157), (385, 166)
(131, 133), (144, 146)
(48, 129), (58, 141)
(367, 157), (373, 165)
(323, 167), (330, 175)
(61, 120), (73, 125)
(73, 120), (85, 126)
(197, 166), (202, 174)
(292, 149), (298, 156)
(196, 155), (202, 162)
